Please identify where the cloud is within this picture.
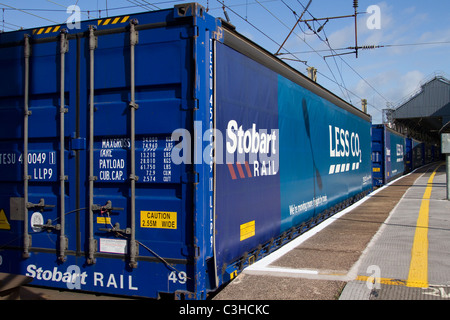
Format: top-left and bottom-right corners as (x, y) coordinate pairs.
(353, 69), (396, 100)
(398, 70), (425, 101)
(349, 69), (425, 117)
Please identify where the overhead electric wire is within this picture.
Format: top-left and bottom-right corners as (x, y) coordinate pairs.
(383, 41), (450, 48)
(281, 0), (389, 109)
(3, 20), (23, 29)
(140, 0), (161, 10)
(217, 0), (380, 113)
(256, 0), (356, 106)
(277, 40), (450, 55)
(1, 24), (16, 31)
(302, 14), (353, 104)
(0, 2), (59, 24)
(265, 0), (385, 113)
(323, 28), (352, 103)
(297, 7), (353, 104)
(215, 0), (287, 53)
(46, 0), (91, 23)
(4, 0), (430, 114)
(293, 0), (389, 105)
(127, 0), (153, 11)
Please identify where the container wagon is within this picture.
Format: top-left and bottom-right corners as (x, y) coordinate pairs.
(405, 137), (424, 172)
(371, 124), (406, 186)
(0, 3), (372, 299)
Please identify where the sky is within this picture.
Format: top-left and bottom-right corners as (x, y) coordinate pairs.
(1, 0), (449, 123)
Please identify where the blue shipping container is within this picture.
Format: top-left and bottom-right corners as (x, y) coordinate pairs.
(371, 124), (406, 186)
(0, 4), (372, 299)
(405, 137), (424, 172)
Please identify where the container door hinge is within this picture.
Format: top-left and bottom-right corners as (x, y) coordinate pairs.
(192, 25), (200, 38)
(193, 99), (199, 110)
(194, 245), (201, 258)
(182, 172), (199, 184)
(181, 99), (199, 111)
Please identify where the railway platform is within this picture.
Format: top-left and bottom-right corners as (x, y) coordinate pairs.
(214, 161), (450, 300)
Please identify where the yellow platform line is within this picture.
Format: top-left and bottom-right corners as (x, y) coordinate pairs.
(356, 164), (443, 289)
(356, 275), (428, 288)
(406, 164), (442, 287)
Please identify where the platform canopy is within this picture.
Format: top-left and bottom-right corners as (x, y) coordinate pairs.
(392, 74), (450, 143)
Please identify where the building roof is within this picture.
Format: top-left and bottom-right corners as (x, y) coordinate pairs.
(392, 74), (450, 142)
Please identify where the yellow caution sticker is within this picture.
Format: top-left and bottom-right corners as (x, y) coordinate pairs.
(372, 167), (381, 172)
(0, 209), (11, 230)
(97, 217), (111, 224)
(240, 220), (255, 241)
(140, 211), (177, 229)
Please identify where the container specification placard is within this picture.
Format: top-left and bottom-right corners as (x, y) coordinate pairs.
(94, 136), (178, 183)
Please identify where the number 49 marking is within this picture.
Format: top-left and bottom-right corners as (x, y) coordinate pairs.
(168, 271), (187, 284)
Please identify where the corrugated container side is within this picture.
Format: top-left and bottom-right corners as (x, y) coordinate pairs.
(386, 128), (406, 182)
(215, 28), (372, 279)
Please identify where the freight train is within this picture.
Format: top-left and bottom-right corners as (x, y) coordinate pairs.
(0, 4), (440, 299)
(372, 124), (441, 186)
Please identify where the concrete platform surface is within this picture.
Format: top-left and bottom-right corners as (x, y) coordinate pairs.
(214, 163), (450, 300)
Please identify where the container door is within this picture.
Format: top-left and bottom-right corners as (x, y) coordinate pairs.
(82, 18), (195, 297)
(0, 16), (196, 299)
(371, 126), (384, 185)
(0, 31), (77, 261)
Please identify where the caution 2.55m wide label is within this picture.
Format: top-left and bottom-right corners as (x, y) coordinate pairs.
(140, 211), (177, 229)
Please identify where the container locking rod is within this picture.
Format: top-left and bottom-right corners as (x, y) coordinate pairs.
(58, 29), (69, 262)
(129, 19), (139, 269)
(87, 25), (97, 265)
(23, 34), (31, 259)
